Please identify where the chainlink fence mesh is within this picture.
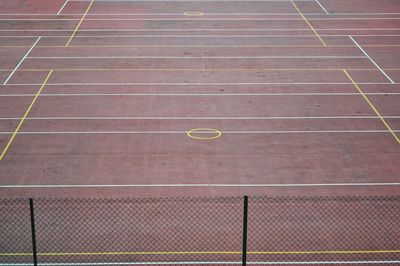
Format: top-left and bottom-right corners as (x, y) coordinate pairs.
(0, 196), (400, 265)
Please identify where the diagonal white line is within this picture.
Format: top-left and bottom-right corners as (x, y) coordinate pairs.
(315, 0), (329, 14)
(2, 37), (41, 85)
(57, 0), (69, 15)
(349, 35), (395, 84)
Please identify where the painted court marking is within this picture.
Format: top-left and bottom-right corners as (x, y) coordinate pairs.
(2, 37), (40, 85)
(187, 128), (222, 140)
(57, 0), (69, 15)
(0, 130), (399, 135)
(2, 28), (400, 31)
(65, 0), (94, 47)
(0, 70), (53, 161)
(184, 11), (204, 16)
(2, 183), (400, 188)
(343, 69), (400, 144)
(2, 92), (399, 96)
(0, 116), (399, 120)
(349, 36), (395, 84)
(315, 0), (329, 15)
(3, 82), (394, 86)
(27, 56), (367, 59)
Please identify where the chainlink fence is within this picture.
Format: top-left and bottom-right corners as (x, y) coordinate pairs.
(1, 196), (400, 265)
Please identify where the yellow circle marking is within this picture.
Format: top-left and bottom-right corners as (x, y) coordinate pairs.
(184, 11), (204, 16)
(187, 128), (222, 140)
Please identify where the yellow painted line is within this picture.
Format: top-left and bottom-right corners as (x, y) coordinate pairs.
(0, 70), (53, 161)
(187, 128), (222, 140)
(343, 69), (400, 144)
(65, 0), (94, 47)
(290, 0), (326, 47)
(1, 249), (400, 256)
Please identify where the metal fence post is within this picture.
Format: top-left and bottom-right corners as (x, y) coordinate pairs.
(242, 195), (248, 266)
(29, 198), (38, 266)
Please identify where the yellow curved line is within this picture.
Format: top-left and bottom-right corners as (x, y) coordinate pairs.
(187, 128), (222, 140)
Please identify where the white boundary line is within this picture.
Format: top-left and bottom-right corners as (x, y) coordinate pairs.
(57, 0), (69, 15)
(1, 17), (400, 21)
(1, 12), (400, 15)
(2, 37), (41, 85)
(1, 116), (399, 120)
(1, 28), (400, 31)
(3, 82), (395, 86)
(1, 92), (399, 96)
(0, 130), (399, 135)
(26, 56), (367, 59)
(3, 34), (400, 37)
(349, 35), (395, 84)
(315, 0), (329, 15)
(68, 0), (324, 1)
(2, 183), (400, 188)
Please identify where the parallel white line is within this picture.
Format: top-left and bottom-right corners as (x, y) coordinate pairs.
(57, 0), (69, 15)
(2, 12), (400, 15)
(2, 18), (400, 21)
(3, 82), (395, 86)
(1, 93), (399, 96)
(0, 130), (398, 135)
(3, 34), (400, 37)
(2, 183), (400, 188)
(315, 0), (329, 15)
(70, 0), (330, 1)
(349, 35), (395, 84)
(2, 37), (40, 85)
(0, 116), (399, 120)
(27, 56), (367, 59)
(2, 28), (400, 31)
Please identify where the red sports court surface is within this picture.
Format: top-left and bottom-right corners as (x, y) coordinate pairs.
(0, 0), (399, 199)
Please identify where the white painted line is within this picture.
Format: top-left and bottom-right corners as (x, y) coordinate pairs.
(68, 0), (324, 2)
(2, 17), (400, 21)
(3, 82), (394, 86)
(1, 92), (399, 96)
(2, 183), (400, 188)
(4, 34), (400, 37)
(349, 35), (395, 84)
(0, 130), (398, 135)
(315, 0), (329, 15)
(1, 12), (400, 16)
(2, 37), (41, 85)
(2, 28), (400, 31)
(1, 116), (399, 120)
(57, 0), (69, 15)
(27, 56), (367, 59)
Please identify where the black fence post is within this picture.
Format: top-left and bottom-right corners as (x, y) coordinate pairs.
(242, 195), (248, 266)
(29, 198), (38, 266)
